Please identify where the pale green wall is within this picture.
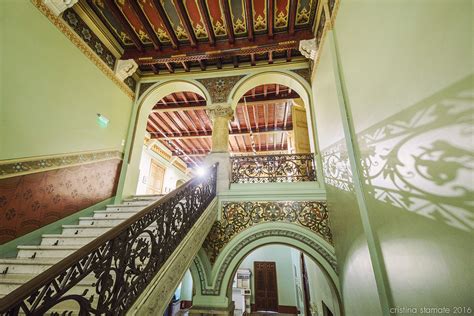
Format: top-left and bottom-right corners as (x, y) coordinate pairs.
(313, 36), (382, 315)
(180, 270), (194, 301)
(237, 245), (299, 307)
(313, 0), (473, 315)
(0, 1), (132, 160)
(304, 254), (338, 316)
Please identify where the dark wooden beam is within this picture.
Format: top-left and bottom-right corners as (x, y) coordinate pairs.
(104, 0), (143, 51)
(250, 53), (256, 66)
(198, 0), (216, 45)
(267, 0), (274, 38)
(198, 59), (206, 71)
(130, 0), (161, 50)
(233, 56), (239, 68)
(123, 30), (313, 60)
(286, 49), (292, 62)
(216, 58), (222, 69)
(220, 0), (235, 44)
(152, 0), (179, 49)
(165, 62), (174, 73)
(268, 50), (273, 64)
(181, 61), (190, 72)
(245, 0), (254, 41)
(173, 0), (198, 47)
(289, 0), (297, 35)
(150, 64), (159, 74)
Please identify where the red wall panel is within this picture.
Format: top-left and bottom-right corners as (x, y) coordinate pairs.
(0, 159), (122, 244)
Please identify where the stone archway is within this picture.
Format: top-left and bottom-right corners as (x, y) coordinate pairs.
(190, 222), (341, 315)
(118, 80), (211, 199)
(227, 70), (317, 154)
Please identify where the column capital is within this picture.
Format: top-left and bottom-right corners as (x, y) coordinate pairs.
(299, 38), (317, 60)
(43, 0), (78, 16)
(206, 104), (234, 121)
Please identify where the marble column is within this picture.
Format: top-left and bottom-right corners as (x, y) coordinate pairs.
(204, 104), (234, 193)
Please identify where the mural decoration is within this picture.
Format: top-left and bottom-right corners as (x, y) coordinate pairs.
(321, 77), (474, 232)
(203, 201), (332, 264)
(0, 150), (122, 179)
(206, 0), (227, 36)
(291, 68), (311, 85)
(274, 0), (289, 29)
(296, 0), (317, 25)
(162, 0), (189, 41)
(116, 0), (152, 44)
(196, 228), (337, 296)
(252, 0), (267, 32)
(0, 159), (122, 243)
(138, 0), (171, 42)
(197, 75), (244, 103)
(184, 0), (208, 39)
(63, 9), (116, 70)
(89, 0), (133, 46)
(229, 0), (247, 35)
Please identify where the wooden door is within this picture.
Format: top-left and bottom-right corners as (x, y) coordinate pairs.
(292, 104), (311, 153)
(254, 261), (278, 312)
(146, 161), (165, 194)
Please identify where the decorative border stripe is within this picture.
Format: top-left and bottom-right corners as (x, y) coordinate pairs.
(30, 0), (134, 99)
(0, 150), (123, 179)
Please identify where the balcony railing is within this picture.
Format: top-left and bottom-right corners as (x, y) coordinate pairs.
(0, 165), (218, 316)
(230, 153), (316, 184)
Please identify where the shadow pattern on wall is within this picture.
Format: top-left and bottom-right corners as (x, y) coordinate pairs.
(203, 201), (332, 264)
(321, 76), (474, 232)
(0, 159), (122, 243)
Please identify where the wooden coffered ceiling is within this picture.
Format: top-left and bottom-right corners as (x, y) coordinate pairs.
(147, 83), (299, 165)
(81, 0), (318, 73)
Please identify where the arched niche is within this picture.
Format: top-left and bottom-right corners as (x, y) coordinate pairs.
(227, 70), (318, 155)
(191, 222), (341, 314)
(121, 80), (211, 198)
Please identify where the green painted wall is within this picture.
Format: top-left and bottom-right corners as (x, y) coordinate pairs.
(238, 245), (299, 308)
(0, 1), (132, 160)
(313, 0), (473, 314)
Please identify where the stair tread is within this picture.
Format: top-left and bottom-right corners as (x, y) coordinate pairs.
(17, 245), (82, 250)
(0, 258), (60, 264)
(41, 234), (99, 238)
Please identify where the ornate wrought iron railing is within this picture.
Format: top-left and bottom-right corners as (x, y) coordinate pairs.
(0, 164), (218, 315)
(230, 153), (316, 183)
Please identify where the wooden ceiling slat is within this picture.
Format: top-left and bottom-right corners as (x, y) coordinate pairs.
(245, 0), (254, 41)
(268, 51), (273, 64)
(288, 0), (297, 35)
(220, 0), (235, 44)
(129, 0), (161, 49)
(197, 0), (216, 45)
(198, 59), (207, 71)
(181, 61), (190, 72)
(169, 111), (189, 135)
(152, 0), (179, 48)
(165, 62), (174, 73)
(267, 0), (274, 38)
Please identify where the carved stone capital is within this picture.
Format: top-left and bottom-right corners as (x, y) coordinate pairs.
(206, 104), (234, 121)
(299, 38), (317, 60)
(114, 59), (138, 81)
(42, 0), (78, 16)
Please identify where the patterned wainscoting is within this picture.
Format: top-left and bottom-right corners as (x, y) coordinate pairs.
(203, 201), (333, 264)
(0, 152), (122, 244)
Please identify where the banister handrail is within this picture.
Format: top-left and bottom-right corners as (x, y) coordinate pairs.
(0, 164), (218, 315)
(230, 153), (316, 183)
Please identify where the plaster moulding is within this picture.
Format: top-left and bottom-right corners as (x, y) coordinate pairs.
(299, 38), (317, 60)
(115, 59), (139, 81)
(43, 0), (78, 16)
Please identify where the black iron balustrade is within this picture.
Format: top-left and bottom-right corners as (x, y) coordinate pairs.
(0, 164), (218, 316)
(230, 153), (316, 183)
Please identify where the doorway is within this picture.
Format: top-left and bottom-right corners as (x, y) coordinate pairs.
(254, 261), (278, 312)
(145, 160), (165, 194)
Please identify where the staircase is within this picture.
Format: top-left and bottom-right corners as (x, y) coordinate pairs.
(0, 195), (164, 301)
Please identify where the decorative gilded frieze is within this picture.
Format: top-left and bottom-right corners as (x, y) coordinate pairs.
(0, 150), (122, 179)
(291, 67), (311, 85)
(197, 76), (244, 104)
(203, 201), (332, 263)
(31, 0), (134, 99)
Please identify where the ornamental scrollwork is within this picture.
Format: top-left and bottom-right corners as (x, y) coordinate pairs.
(203, 200), (332, 264)
(0, 165), (218, 315)
(231, 153), (317, 183)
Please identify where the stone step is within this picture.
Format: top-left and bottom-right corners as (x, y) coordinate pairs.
(17, 245), (82, 259)
(40, 234), (97, 246)
(93, 209), (139, 219)
(105, 204), (146, 212)
(0, 258), (58, 275)
(61, 224), (114, 235)
(78, 216), (126, 226)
